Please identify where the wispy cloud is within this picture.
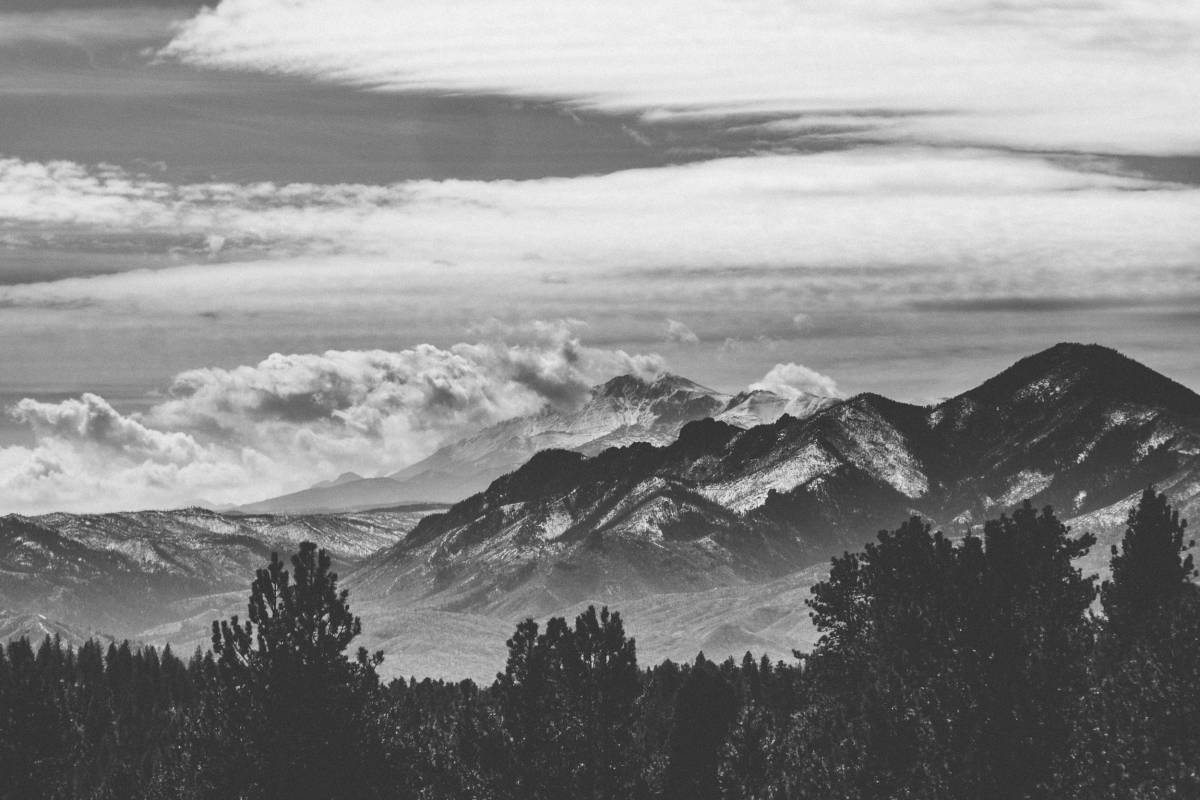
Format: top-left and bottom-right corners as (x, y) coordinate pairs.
(663, 319), (700, 345)
(163, 0), (1200, 154)
(2, 149), (1197, 322)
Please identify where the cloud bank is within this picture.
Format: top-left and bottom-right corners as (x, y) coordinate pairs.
(0, 325), (664, 513)
(163, 0), (1200, 154)
(4, 148), (1197, 320)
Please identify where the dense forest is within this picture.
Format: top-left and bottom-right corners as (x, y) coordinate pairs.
(2, 488), (1198, 800)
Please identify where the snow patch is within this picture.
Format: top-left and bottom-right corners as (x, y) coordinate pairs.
(538, 508), (572, 541)
(700, 443), (837, 511)
(999, 470), (1054, 505)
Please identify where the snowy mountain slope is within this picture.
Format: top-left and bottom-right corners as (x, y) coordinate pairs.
(715, 389), (838, 430)
(9, 343), (1199, 682)
(349, 344), (1200, 627)
(241, 373), (836, 513)
(0, 506), (437, 637)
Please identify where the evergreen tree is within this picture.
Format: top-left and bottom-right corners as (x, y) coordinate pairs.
(1101, 486), (1196, 643)
(210, 541), (383, 800)
(1061, 490), (1200, 798)
(496, 606), (643, 800)
(662, 655), (738, 800)
(793, 503), (1096, 799)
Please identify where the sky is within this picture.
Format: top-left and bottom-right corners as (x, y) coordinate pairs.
(0, 0), (1198, 513)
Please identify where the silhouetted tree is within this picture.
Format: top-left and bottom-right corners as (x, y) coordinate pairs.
(792, 504), (1097, 799)
(1102, 486), (1196, 643)
(210, 541), (383, 800)
(1061, 490), (1200, 798)
(662, 654), (738, 800)
(496, 606), (643, 800)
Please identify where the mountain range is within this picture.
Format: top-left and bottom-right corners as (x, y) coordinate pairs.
(235, 374), (838, 514)
(0, 506), (436, 639)
(3, 343), (1199, 680)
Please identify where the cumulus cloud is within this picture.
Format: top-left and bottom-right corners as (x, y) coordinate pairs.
(0, 325), (665, 513)
(664, 319), (700, 345)
(162, 0), (1200, 154)
(751, 363), (842, 400)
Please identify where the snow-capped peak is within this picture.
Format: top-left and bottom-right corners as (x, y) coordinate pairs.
(716, 388), (838, 429)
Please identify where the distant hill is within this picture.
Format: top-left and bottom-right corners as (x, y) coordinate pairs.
(0, 506), (437, 637)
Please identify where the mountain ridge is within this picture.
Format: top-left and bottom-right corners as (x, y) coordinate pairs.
(237, 371), (837, 514)
(348, 343), (1200, 625)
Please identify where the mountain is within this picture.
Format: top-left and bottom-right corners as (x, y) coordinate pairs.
(240, 373), (834, 514)
(234, 479), (443, 516)
(9, 343), (1198, 682)
(715, 389), (837, 429)
(0, 506), (437, 637)
(313, 471), (367, 489)
(346, 343), (1200, 676)
(0, 609), (117, 649)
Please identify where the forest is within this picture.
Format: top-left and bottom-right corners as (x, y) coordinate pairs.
(1, 488), (1198, 800)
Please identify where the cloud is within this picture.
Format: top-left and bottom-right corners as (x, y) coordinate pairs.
(0, 324), (665, 513)
(3, 148), (1199, 449)
(162, 0), (1200, 154)
(664, 319), (699, 345)
(0, 6), (187, 47)
(750, 363), (842, 399)
(4, 148), (1197, 318)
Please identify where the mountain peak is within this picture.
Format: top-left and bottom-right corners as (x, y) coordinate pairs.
(313, 471), (367, 489)
(962, 343), (1200, 416)
(594, 372), (715, 400)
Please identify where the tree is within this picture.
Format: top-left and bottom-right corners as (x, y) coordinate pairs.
(210, 542), (382, 800)
(977, 502), (1098, 800)
(793, 504), (1097, 799)
(662, 655), (738, 800)
(1101, 486), (1196, 643)
(496, 606), (643, 800)
(1060, 490), (1200, 798)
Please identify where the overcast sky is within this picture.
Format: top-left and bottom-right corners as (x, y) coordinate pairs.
(1, 0), (1198, 512)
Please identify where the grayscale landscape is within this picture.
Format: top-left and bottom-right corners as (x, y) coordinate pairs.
(2, 1), (1199, 798)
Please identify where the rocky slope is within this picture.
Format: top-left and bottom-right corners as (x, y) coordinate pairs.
(350, 344), (1200, 626)
(240, 373), (836, 513)
(8, 343), (1198, 682)
(0, 506), (436, 637)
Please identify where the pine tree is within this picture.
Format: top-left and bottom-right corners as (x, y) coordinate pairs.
(1060, 490), (1200, 798)
(662, 655), (738, 800)
(496, 606), (643, 800)
(1101, 486), (1196, 643)
(210, 541), (383, 800)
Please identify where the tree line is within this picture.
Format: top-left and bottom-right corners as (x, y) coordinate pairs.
(2, 488), (1198, 799)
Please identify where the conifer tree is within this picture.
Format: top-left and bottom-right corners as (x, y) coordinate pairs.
(210, 541), (383, 800)
(662, 655), (738, 800)
(1101, 486), (1196, 642)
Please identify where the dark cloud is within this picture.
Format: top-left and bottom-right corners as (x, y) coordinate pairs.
(1116, 155), (1200, 187)
(908, 296), (1182, 314)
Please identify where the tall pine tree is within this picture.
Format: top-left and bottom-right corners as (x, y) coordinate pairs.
(211, 542), (383, 800)
(1101, 486), (1196, 643)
